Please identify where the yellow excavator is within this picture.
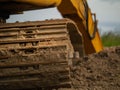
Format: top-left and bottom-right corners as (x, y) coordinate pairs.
(0, 0), (103, 90)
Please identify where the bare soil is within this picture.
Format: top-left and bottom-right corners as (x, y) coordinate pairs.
(60, 46), (120, 90)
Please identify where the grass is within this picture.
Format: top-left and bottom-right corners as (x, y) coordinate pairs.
(101, 32), (120, 47)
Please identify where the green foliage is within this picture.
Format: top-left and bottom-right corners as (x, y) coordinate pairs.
(101, 32), (120, 47)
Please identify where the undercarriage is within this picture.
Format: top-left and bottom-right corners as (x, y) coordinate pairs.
(0, 19), (83, 90)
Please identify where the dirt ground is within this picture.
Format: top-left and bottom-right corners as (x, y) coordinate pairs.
(60, 46), (120, 90)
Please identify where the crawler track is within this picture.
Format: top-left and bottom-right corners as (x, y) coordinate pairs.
(0, 19), (83, 90)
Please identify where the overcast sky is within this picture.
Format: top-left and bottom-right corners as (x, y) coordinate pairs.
(88, 0), (120, 23)
(87, 0), (120, 33)
(7, 0), (120, 33)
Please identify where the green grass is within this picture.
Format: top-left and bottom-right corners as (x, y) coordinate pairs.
(101, 32), (120, 47)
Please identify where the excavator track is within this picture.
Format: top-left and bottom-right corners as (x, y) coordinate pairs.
(0, 19), (83, 90)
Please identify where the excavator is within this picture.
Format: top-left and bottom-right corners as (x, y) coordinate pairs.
(0, 0), (103, 90)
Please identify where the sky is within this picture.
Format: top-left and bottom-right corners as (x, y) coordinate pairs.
(88, 0), (120, 34)
(88, 0), (120, 23)
(7, 0), (120, 34)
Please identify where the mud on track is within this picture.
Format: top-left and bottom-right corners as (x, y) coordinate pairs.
(60, 46), (120, 90)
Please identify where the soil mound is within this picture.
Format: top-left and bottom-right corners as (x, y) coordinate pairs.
(61, 46), (120, 90)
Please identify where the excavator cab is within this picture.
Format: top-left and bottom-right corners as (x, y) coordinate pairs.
(0, 0), (103, 90)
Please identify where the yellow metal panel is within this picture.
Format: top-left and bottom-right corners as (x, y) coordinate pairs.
(71, 0), (85, 19)
(88, 10), (94, 37)
(12, 0), (61, 6)
(91, 30), (103, 52)
(87, 8), (103, 53)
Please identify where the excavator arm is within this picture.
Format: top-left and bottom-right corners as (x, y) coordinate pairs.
(58, 0), (103, 54)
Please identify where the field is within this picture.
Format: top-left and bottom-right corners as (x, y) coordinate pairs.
(101, 32), (120, 47)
